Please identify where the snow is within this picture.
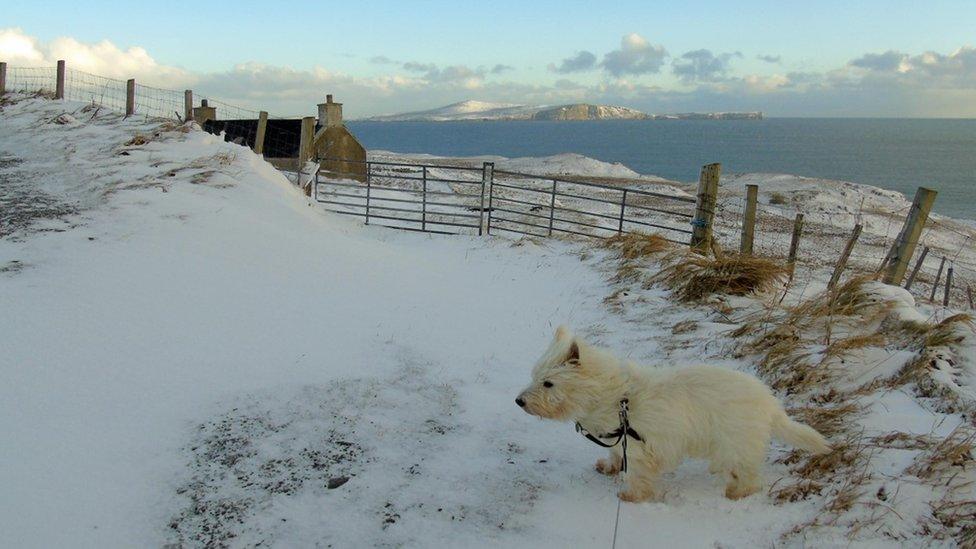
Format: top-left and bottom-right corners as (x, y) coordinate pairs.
(2, 94), (974, 548)
(369, 150), (674, 183)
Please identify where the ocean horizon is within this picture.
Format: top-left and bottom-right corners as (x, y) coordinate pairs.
(348, 118), (976, 220)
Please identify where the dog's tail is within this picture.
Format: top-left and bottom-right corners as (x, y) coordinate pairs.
(772, 411), (831, 454)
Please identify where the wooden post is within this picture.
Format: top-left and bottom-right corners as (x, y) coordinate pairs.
(786, 213), (804, 280)
(298, 116), (316, 194)
(967, 284), (974, 310)
(882, 187), (938, 285)
(478, 162), (495, 236)
(0, 62), (7, 95)
(929, 257), (946, 302)
(125, 79), (135, 117)
(184, 90), (193, 122)
(482, 162), (493, 236)
(740, 184), (758, 255)
(690, 163), (721, 252)
(904, 246), (929, 290)
(55, 60), (65, 99)
(943, 266), (953, 307)
(548, 180), (557, 236)
(828, 223), (862, 289)
(253, 111), (268, 155)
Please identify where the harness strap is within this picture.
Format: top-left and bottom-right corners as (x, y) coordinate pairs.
(574, 398), (643, 473)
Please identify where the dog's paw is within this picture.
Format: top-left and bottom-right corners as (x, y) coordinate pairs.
(724, 485), (760, 500)
(595, 458), (620, 476)
(617, 488), (656, 503)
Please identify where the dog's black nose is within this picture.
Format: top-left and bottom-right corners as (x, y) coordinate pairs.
(516, 397), (526, 407)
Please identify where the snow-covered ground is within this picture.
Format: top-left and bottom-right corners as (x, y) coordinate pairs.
(2, 94), (974, 548)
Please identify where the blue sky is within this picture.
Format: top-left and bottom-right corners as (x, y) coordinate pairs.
(3, 0), (976, 117)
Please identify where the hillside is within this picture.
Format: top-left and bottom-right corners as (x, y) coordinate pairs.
(1, 93), (974, 548)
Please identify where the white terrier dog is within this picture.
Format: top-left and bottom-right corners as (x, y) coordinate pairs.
(516, 326), (830, 502)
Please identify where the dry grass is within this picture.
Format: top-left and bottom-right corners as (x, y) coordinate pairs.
(868, 431), (935, 450)
(651, 252), (788, 302)
(791, 275), (883, 320)
(769, 191), (788, 205)
(772, 435), (871, 503)
(603, 232), (669, 259)
(905, 425), (975, 481)
(887, 314), (974, 392)
(787, 402), (862, 439)
(611, 261), (645, 284)
(125, 134), (150, 146)
(932, 499), (976, 547)
(823, 334), (886, 359)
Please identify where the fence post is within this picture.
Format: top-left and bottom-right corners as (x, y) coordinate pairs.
(421, 166), (428, 232)
(690, 163), (721, 252)
(55, 60), (65, 99)
(828, 223), (862, 290)
(617, 189), (628, 234)
(364, 162), (372, 225)
(485, 163), (494, 235)
(930, 257), (946, 302)
(943, 266), (954, 307)
(548, 179), (557, 236)
(125, 79), (135, 117)
(0, 62), (6, 96)
(967, 284), (974, 310)
(254, 111), (268, 155)
(786, 213), (804, 280)
(184, 90), (193, 122)
(882, 187), (938, 285)
(298, 116), (315, 194)
(904, 246), (929, 290)
(740, 184), (758, 254)
(480, 162), (492, 236)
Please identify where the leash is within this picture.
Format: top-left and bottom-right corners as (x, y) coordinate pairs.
(575, 398), (643, 473)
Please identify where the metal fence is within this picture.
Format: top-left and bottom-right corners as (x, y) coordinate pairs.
(314, 159), (699, 242)
(487, 169), (696, 243)
(315, 159), (488, 235)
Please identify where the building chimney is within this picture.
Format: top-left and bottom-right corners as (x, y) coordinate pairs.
(318, 94), (343, 127)
(193, 99), (216, 126)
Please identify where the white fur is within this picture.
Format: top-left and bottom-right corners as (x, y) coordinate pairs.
(516, 326), (830, 502)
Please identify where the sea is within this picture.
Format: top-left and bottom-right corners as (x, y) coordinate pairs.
(348, 118), (976, 220)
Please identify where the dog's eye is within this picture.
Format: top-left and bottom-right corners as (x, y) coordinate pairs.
(543, 381), (554, 388)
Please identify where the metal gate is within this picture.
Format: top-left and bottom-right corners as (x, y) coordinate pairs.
(315, 158), (698, 243)
(486, 169), (697, 243)
(315, 159), (489, 235)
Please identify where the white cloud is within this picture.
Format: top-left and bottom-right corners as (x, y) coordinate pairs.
(601, 33), (668, 77)
(0, 27), (189, 85)
(3, 27), (976, 117)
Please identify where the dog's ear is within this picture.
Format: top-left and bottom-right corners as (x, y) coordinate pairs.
(567, 340), (580, 363)
(554, 325), (570, 341)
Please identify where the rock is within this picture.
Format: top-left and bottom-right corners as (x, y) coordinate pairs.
(327, 476), (350, 489)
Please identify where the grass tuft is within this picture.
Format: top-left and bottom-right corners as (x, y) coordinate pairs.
(651, 252), (787, 302)
(603, 232), (669, 260)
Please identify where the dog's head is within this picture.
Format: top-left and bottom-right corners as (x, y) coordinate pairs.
(515, 326), (598, 421)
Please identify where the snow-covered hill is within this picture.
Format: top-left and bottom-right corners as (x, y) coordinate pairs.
(2, 94), (974, 548)
(364, 100), (650, 121)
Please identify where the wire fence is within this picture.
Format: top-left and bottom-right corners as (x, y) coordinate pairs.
(6, 66), (56, 95)
(4, 64), (275, 122)
(712, 180), (975, 310)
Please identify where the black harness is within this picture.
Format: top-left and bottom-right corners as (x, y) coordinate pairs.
(574, 398), (644, 473)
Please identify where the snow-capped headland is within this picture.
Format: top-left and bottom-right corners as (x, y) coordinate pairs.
(362, 100), (763, 122)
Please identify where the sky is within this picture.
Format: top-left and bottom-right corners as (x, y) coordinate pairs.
(2, 0), (976, 118)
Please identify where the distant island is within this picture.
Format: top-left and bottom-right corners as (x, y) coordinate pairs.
(361, 100), (763, 122)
